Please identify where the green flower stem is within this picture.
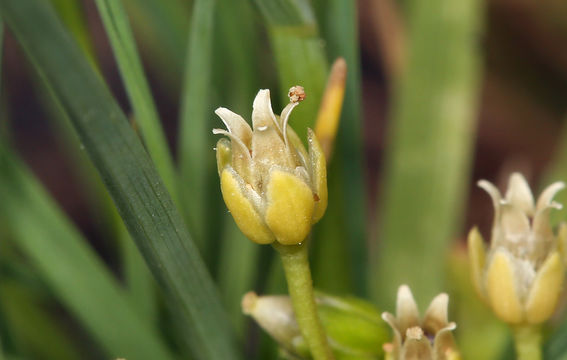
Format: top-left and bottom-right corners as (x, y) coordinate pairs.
(273, 241), (335, 360)
(512, 325), (542, 360)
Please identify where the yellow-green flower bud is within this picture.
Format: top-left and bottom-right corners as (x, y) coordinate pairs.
(213, 87), (327, 245)
(382, 285), (459, 360)
(468, 173), (567, 325)
(242, 291), (389, 359)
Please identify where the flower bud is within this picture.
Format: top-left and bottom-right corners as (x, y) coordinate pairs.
(468, 173), (567, 325)
(382, 285), (459, 360)
(242, 291), (389, 359)
(213, 87), (327, 245)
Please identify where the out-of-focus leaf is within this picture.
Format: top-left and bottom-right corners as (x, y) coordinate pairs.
(0, 145), (174, 360)
(314, 0), (367, 295)
(0, 1), (239, 358)
(94, 0), (178, 201)
(214, 0), (262, 336)
(253, 0), (328, 137)
(123, 0), (189, 88)
(0, 281), (85, 360)
(50, 0), (98, 68)
(178, 0), (216, 256)
(370, 0), (484, 306)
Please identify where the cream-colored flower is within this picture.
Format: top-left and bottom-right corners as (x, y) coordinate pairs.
(213, 87), (327, 245)
(468, 172), (567, 324)
(382, 285), (459, 360)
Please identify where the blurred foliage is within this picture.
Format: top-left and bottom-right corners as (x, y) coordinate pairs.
(1, 0), (567, 359)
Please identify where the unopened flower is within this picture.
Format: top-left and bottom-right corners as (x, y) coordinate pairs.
(468, 173), (567, 325)
(242, 291), (389, 359)
(382, 285), (459, 360)
(213, 87), (327, 245)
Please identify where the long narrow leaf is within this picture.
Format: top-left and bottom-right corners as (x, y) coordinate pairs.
(0, 1), (239, 358)
(34, 69), (157, 322)
(50, 0), (98, 68)
(315, 0), (367, 295)
(0, 20), (4, 93)
(370, 0), (484, 306)
(254, 0), (328, 136)
(0, 281), (84, 360)
(0, 146), (174, 360)
(178, 0), (216, 254)
(94, 0), (177, 201)
(543, 121), (567, 357)
(214, 0), (262, 336)
(123, 0), (189, 88)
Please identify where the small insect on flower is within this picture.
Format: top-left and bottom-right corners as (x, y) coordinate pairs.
(213, 87), (327, 245)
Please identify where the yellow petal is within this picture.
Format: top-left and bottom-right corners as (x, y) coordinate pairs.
(308, 129), (328, 223)
(220, 169), (274, 244)
(467, 227), (486, 300)
(265, 170), (315, 245)
(215, 138), (232, 176)
(525, 251), (564, 324)
(485, 250), (524, 324)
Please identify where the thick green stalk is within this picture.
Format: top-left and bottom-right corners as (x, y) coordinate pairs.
(513, 325), (542, 360)
(273, 242), (334, 360)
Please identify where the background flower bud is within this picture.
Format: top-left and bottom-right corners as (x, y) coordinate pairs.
(469, 173), (567, 325)
(242, 291), (389, 359)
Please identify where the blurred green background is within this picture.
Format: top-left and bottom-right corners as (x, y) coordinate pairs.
(1, 0), (567, 359)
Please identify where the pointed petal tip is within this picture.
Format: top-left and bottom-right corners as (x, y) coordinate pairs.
(214, 106), (228, 115)
(536, 181), (566, 211)
(446, 322), (457, 331)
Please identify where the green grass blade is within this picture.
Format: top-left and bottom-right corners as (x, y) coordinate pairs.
(34, 68), (157, 322)
(0, 146), (174, 360)
(217, 220), (260, 334)
(0, 1), (239, 358)
(370, 0), (484, 306)
(94, 0), (177, 201)
(178, 0), (216, 252)
(0, 281), (84, 360)
(213, 0), (262, 336)
(50, 0), (98, 68)
(254, 0), (328, 135)
(123, 0), (189, 88)
(0, 19), (4, 92)
(318, 0), (367, 295)
(544, 117), (567, 357)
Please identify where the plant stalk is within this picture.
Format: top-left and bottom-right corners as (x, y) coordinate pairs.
(273, 241), (334, 360)
(513, 325), (542, 360)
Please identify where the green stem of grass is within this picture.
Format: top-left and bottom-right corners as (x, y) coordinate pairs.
(273, 241), (334, 360)
(512, 325), (542, 360)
